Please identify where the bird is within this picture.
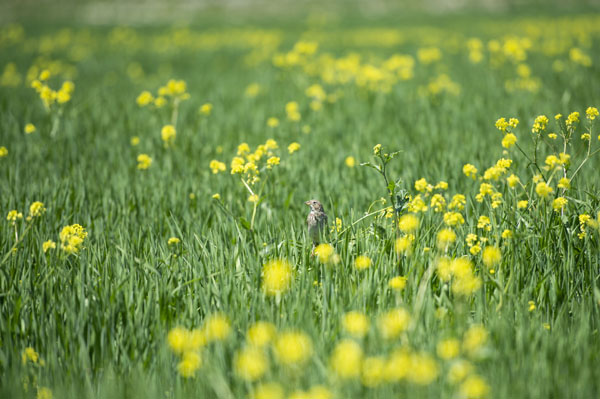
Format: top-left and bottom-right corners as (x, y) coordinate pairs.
(305, 199), (328, 252)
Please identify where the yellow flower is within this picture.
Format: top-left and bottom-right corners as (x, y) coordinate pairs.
(137, 154), (152, 170)
(437, 228), (456, 249)
(234, 346), (269, 381)
(389, 276), (407, 291)
(586, 106), (599, 120)
(267, 117), (279, 128)
(437, 338), (460, 359)
(262, 259), (293, 296)
(266, 156), (280, 168)
(330, 339), (363, 378)
(42, 240), (56, 253)
(548, 133), (557, 139)
(528, 300), (536, 312)
(502, 132), (517, 148)
(462, 163), (477, 179)
(430, 194), (446, 212)
(0, 146), (7, 157)
(407, 352), (439, 385)
(24, 123), (36, 134)
(532, 115), (549, 134)
(345, 156), (356, 167)
(377, 308), (410, 339)
(248, 194), (259, 203)
(482, 246), (501, 268)
(177, 351), (202, 377)
(449, 194), (466, 210)
(354, 255), (372, 270)
(287, 142), (300, 154)
(167, 327), (190, 354)
(247, 322), (277, 347)
(435, 181), (449, 190)
(459, 375), (490, 399)
(274, 331), (312, 366)
(286, 101), (301, 121)
(581, 133), (591, 140)
(314, 243), (334, 263)
(130, 136), (140, 146)
(443, 211), (465, 226)
(161, 124), (176, 146)
(407, 195), (428, 212)
(251, 382), (284, 399)
(398, 214), (418, 232)
(22, 347), (39, 364)
(373, 144), (382, 155)
(506, 174), (520, 188)
(39, 69), (51, 81)
(395, 235), (413, 255)
(448, 359), (473, 383)
(59, 224), (87, 254)
(199, 103), (213, 115)
(209, 160), (226, 174)
(29, 201), (45, 218)
(245, 83), (261, 98)
(552, 197), (568, 211)
(517, 200), (528, 209)
(204, 313), (231, 342)
(469, 245), (481, 255)
(414, 177), (430, 192)
(265, 139), (278, 150)
(495, 117), (508, 132)
(37, 387), (53, 399)
(535, 181), (553, 198)
(342, 311), (370, 338)
(7, 209), (23, 224)
(168, 237), (180, 246)
(566, 111), (580, 129)
(463, 325), (488, 356)
(136, 90), (154, 106)
(361, 356), (386, 387)
(501, 229), (513, 239)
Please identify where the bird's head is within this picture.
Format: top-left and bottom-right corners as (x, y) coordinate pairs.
(305, 199), (324, 212)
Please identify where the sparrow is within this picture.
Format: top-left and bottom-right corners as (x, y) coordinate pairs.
(305, 199), (328, 250)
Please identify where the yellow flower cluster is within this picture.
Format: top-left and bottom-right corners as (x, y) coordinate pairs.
(30, 70), (74, 109)
(436, 257), (482, 296)
(136, 79), (189, 108)
(261, 259), (293, 296)
(59, 224), (87, 254)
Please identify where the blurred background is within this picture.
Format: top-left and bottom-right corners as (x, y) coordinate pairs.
(2, 0), (600, 25)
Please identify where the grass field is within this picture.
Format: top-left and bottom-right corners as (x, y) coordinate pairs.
(1, 8), (600, 399)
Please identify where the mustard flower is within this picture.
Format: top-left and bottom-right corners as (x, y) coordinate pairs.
(548, 133), (557, 139)
(354, 255), (372, 270)
(7, 209), (23, 224)
(330, 339), (363, 378)
(22, 347), (39, 364)
(552, 197), (568, 211)
(168, 237), (180, 246)
(209, 160), (226, 174)
(517, 200), (528, 209)
(130, 136), (140, 146)
(443, 211), (464, 226)
(361, 356), (386, 387)
(586, 106), (599, 120)
(37, 387), (53, 399)
(377, 308), (410, 339)
(407, 353), (439, 385)
(414, 178), (430, 192)
(24, 123), (36, 134)
(462, 163), (477, 179)
(448, 359), (473, 383)
(463, 325), (488, 356)
(137, 154), (152, 170)
(288, 142), (300, 154)
(460, 375), (490, 399)
(285, 101), (301, 121)
(203, 313), (231, 342)
(437, 228), (456, 249)
(477, 215), (491, 231)
(389, 276), (407, 291)
(430, 194), (446, 212)
(251, 383), (284, 399)
(28, 201), (45, 219)
(314, 243), (334, 263)
(528, 300), (536, 311)
(161, 125), (176, 146)
(437, 338), (460, 360)
(482, 246), (501, 268)
(199, 103), (212, 116)
(566, 111), (579, 129)
(261, 259), (293, 296)
(373, 144), (382, 155)
(501, 229), (513, 239)
(274, 331), (312, 366)
(342, 311), (370, 338)
(136, 90), (154, 106)
(245, 83), (260, 97)
(0, 146), (8, 157)
(234, 346), (269, 381)
(59, 224), (87, 254)
(535, 181), (553, 198)
(395, 235), (414, 255)
(247, 322), (276, 347)
(266, 117), (279, 128)
(531, 115), (548, 134)
(42, 240), (56, 253)
(398, 214), (419, 232)
(502, 132), (517, 148)
(345, 156), (356, 167)
(177, 351), (202, 377)
(449, 194), (466, 210)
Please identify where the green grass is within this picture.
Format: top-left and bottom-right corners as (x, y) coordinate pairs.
(1, 10), (600, 399)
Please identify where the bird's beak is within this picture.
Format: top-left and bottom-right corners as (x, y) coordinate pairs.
(304, 201), (310, 206)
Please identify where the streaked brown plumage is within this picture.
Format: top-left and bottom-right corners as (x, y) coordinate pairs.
(305, 199), (328, 250)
